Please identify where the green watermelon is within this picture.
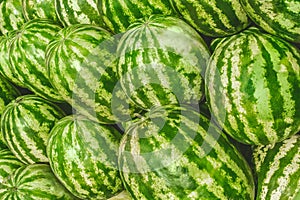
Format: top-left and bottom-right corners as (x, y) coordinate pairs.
(240, 0), (300, 43)
(22, 0), (60, 23)
(0, 163), (77, 199)
(205, 27), (300, 145)
(0, 31), (26, 88)
(8, 19), (64, 102)
(0, 0), (25, 34)
(45, 23), (138, 124)
(1, 95), (65, 164)
(169, 0), (250, 37)
(97, 0), (176, 33)
(108, 190), (132, 200)
(55, 0), (105, 27)
(116, 15), (210, 111)
(119, 105), (255, 199)
(47, 115), (124, 199)
(0, 149), (24, 184)
(253, 134), (300, 200)
(0, 77), (20, 148)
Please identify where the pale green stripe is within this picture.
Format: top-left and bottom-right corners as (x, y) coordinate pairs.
(259, 136), (298, 200)
(270, 143), (300, 200)
(250, 36), (277, 143)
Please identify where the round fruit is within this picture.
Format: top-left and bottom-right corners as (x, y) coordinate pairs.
(97, 0), (176, 33)
(0, 149), (24, 184)
(46, 23), (136, 123)
(47, 115), (124, 199)
(0, 0), (25, 34)
(55, 0), (105, 27)
(205, 27), (300, 145)
(1, 95), (65, 164)
(22, 0), (60, 23)
(119, 105), (255, 199)
(9, 19), (63, 102)
(253, 134), (300, 200)
(117, 15), (210, 111)
(170, 0), (250, 37)
(240, 0), (300, 43)
(0, 163), (77, 199)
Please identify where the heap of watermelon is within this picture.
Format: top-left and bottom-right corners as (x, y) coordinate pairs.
(0, 0), (299, 199)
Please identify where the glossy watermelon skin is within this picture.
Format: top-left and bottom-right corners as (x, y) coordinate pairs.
(47, 115), (124, 199)
(169, 0), (250, 37)
(55, 0), (105, 27)
(1, 95), (65, 164)
(97, 0), (176, 33)
(9, 19), (64, 102)
(0, 32), (27, 88)
(240, 0), (300, 43)
(46, 24), (137, 124)
(0, 77), (20, 149)
(0, 149), (24, 184)
(0, 0), (25, 35)
(117, 15), (210, 111)
(119, 105), (255, 200)
(205, 27), (300, 145)
(0, 163), (78, 199)
(22, 0), (60, 23)
(253, 134), (300, 200)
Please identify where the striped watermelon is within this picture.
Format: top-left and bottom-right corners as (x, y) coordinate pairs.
(97, 0), (176, 33)
(45, 23), (138, 123)
(0, 0), (25, 35)
(0, 149), (24, 184)
(253, 134), (300, 200)
(119, 105), (255, 199)
(0, 163), (77, 199)
(116, 15), (210, 111)
(0, 31), (26, 88)
(205, 27), (300, 145)
(9, 19), (64, 102)
(22, 0), (60, 23)
(0, 77), (20, 149)
(47, 115), (124, 199)
(0, 95), (65, 164)
(55, 0), (105, 27)
(240, 0), (300, 43)
(169, 0), (250, 37)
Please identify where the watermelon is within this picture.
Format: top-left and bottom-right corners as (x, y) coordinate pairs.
(108, 190), (132, 200)
(169, 0), (250, 37)
(240, 0), (300, 43)
(47, 115), (124, 199)
(0, 0), (25, 35)
(116, 15), (210, 111)
(45, 23), (138, 124)
(0, 163), (77, 199)
(55, 0), (105, 27)
(0, 77), (20, 149)
(253, 134), (300, 200)
(0, 149), (24, 184)
(119, 105), (255, 199)
(0, 95), (65, 164)
(22, 0), (60, 23)
(9, 19), (64, 102)
(205, 27), (300, 145)
(97, 0), (176, 33)
(0, 31), (27, 88)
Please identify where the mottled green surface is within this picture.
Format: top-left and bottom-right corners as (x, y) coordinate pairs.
(206, 27), (300, 145)
(119, 105), (255, 199)
(47, 115), (123, 199)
